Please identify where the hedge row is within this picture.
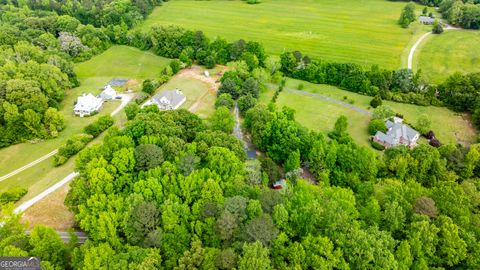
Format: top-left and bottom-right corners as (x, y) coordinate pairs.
(54, 115), (114, 166)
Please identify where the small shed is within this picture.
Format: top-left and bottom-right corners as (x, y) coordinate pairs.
(99, 85), (117, 100)
(204, 70), (210, 77)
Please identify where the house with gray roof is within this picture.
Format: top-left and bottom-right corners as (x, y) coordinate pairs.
(419, 16), (435, 25)
(373, 117), (420, 149)
(143, 89), (186, 110)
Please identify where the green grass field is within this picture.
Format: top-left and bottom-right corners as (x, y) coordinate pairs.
(260, 78), (476, 146)
(139, 0), (420, 69)
(75, 45), (171, 79)
(414, 30), (480, 83)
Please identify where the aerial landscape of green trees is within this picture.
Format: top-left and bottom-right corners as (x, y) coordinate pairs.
(1, 0), (480, 268)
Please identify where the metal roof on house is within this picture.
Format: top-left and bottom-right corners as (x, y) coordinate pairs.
(374, 118), (419, 146)
(419, 16), (435, 24)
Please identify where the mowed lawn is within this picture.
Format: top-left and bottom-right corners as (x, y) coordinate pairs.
(415, 30), (480, 83)
(140, 0), (417, 69)
(75, 45), (171, 79)
(260, 78), (476, 146)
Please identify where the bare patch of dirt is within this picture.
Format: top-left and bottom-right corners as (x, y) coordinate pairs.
(21, 184), (75, 231)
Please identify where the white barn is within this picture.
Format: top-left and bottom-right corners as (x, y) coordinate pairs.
(74, 93), (103, 117)
(99, 85), (117, 100)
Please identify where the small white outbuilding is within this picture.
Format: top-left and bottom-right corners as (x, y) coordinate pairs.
(99, 85), (117, 100)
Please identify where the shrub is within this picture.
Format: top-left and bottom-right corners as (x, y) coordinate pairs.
(135, 92), (150, 105)
(430, 137), (441, 147)
(0, 187), (28, 206)
(260, 157), (280, 185)
(238, 94), (258, 116)
(414, 114), (431, 135)
(368, 119), (387, 135)
(349, 99), (355, 104)
(169, 59), (182, 74)
(142, 79), (156, 95)
(432, 22), (444, 34)
(298, 83), (304, 90)
(425, 130), (436, 140)
(215, 93), (235, 109)
(84, 115), (114, 137)
(370, 95), (383, 108)
(370, 140), (386, 151)
(54, 133), (94, 166)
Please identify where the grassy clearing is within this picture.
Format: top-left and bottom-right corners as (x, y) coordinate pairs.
(260, 78), (476, 146)
(75, 45), (171, 79)
(154, 76), (210, 109)
(139, 0), (420, 69)
(414, 30), (480, 83)
(260, 85), (371, 146)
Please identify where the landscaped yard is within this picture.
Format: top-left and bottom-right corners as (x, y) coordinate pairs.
(260, 78), (477, 146)
(414, 30), (480, 83)
(139, 0), (420, 69)
(153, 67), (219, 118)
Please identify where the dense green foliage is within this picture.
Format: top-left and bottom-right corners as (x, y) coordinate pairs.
(438, 72), (480, 127)
(54, 115), (113, 166)
(398, 3), (416, 28)
(393, 0), (480, 29)
(83, 115), (114, 137)
(279, 50), (437, 107)
(0, 188), (27, 207)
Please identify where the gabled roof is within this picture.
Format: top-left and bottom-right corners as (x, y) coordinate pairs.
(152, 89), (186, 109)
(374, 118), (419, 146)
(100, 85), (117, 99)
(74, 93), (103, 111)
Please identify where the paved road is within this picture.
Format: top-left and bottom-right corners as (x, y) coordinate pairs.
(267, 83), (372, 116)
(407, 25), (459, 70)
(0, 95), (132, 183)
(408, 32), (431, 69)
(25, 230), (88, 244)
(14, 172), (79, 213)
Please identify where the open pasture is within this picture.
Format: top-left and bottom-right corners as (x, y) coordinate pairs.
(140, 0), (418, 69)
